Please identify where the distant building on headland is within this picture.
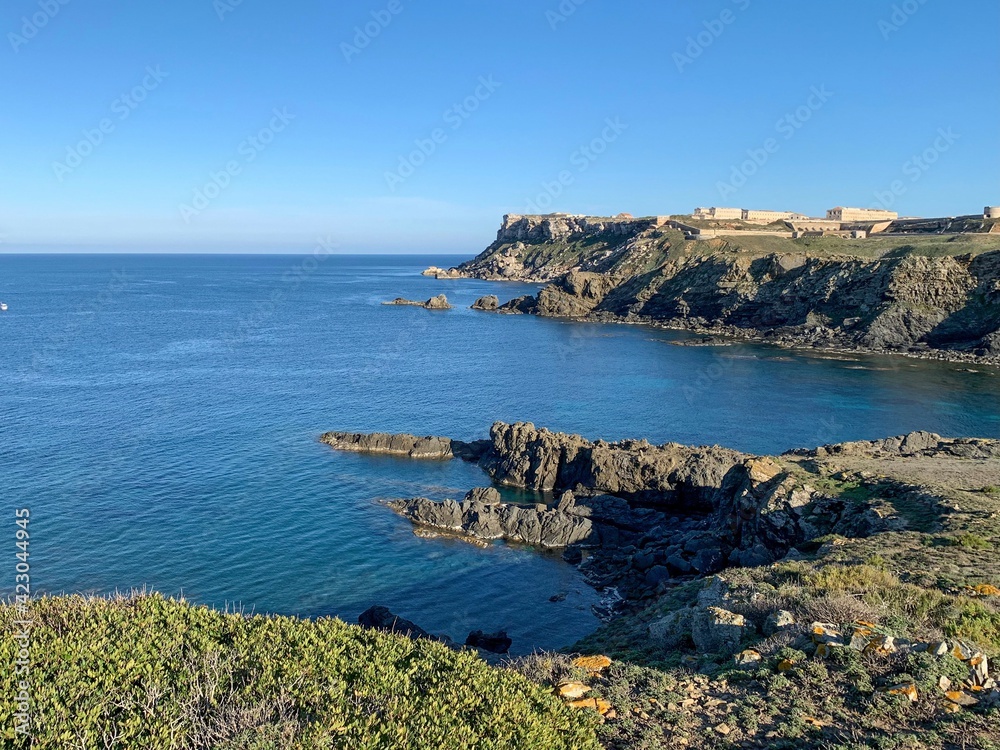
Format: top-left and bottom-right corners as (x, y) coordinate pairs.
(743, 209), (809, 224)
(693, 207), (808, 223)
(825, 207), (898, 222)
(693, 207), (743, 220)
(986, 206), (1000, 219)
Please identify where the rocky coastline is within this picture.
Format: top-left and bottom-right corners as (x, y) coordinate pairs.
(324, 421), (1000, 743)
(425, 214), (1000, 365)
(323, 421), (1000, 611)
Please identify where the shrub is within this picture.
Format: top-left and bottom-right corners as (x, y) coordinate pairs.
(0, 594), (599, 749)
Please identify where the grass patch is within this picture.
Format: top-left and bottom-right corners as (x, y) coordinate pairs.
(0, 594), (598, 749)
(944, 533), (993, 550)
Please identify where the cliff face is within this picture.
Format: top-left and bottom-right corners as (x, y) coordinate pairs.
(446, 215), (1000, 361)
(447, 214), (681, 282)
(481, 421), (742, 509)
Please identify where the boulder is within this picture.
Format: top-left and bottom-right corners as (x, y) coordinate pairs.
(424, 294), (452, 310)
(556, 491), (576, 512)
(358, 606), (431, 639)
(644, 565), (671, 586)
(648, 609), (693, 649)
(571, 655), (612, 672)
(466, 629), (512, 654)
(631, 551), (655, 572)
(691, 547), (726, 574)
(734, 649), (762, 667)
(471, 295), (500, 311)
(464, 487), (502, 505)
(764, 610), (796, 635)
(691, 607), (746, 654)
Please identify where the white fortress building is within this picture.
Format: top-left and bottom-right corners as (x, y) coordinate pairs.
(693, 207), (808, 224)
(826, 207), (898, 222)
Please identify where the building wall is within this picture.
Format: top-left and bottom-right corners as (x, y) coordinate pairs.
(788, 220), (842, 233)
(986, 206), (1000, 219)
(826, 207), (898, 222)
(743, 210), (795, 224)
(693, 207), (743, 220)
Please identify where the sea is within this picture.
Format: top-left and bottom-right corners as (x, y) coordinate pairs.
(2, 253), (999, 652)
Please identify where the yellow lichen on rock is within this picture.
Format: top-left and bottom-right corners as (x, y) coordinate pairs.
(567, 697), (612, 715)
(884, 683), (918, 702)
(572, 655), (612, 673)
(967, 583), (1000, 597)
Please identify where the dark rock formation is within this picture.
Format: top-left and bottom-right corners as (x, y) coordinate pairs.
(464, 487), (502, 505)
(534, 271), (621, 318)
(471, 295), (499, 311)
(383, 294), (452, 310)
(425, 294), (451, 310)
(466, 630), (512, 654)
(480, 422), (743, 508)
(387, 496), (593, 548)
(497, 295), (537, 315)
(710, 458), (899, 560)
(358, 606), (432, 639)
(320, 431), (489, 462)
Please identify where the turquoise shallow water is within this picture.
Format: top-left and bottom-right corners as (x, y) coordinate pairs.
(1, 253), (999, 652)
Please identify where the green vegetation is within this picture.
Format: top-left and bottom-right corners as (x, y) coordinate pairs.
(0, 594), (598, 750)
(712, 231), (1000, 260)
(943, 532), (994, 550)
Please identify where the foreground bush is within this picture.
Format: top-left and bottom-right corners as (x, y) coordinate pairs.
(0, 594), (599, 749)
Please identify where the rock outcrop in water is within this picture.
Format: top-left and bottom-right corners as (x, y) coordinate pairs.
(319, 431), (489, 461)
(471, 295), (500, 311)
(387, 493), (593, 548)
(430, 214), (1000, 363)
(384, 294), (452, 310)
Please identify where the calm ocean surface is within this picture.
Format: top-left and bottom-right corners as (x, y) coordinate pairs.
(2, 254), (999, 652)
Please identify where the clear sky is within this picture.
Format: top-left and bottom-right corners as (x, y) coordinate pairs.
(1, 0), (998, 253)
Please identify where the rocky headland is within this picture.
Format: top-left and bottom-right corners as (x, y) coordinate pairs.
(324, 421), (1000, 746)
(427, 214), (1000, 363)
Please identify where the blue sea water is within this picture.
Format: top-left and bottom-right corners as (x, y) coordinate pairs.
(1, 253), (999, 652)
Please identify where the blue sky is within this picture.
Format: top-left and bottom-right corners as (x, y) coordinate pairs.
(1, 0), (997, 253)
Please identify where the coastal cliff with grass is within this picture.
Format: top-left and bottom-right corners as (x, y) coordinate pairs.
(426, 214), (1000, 363)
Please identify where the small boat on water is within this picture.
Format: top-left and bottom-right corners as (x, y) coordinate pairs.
(0, 302), (7, 311)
